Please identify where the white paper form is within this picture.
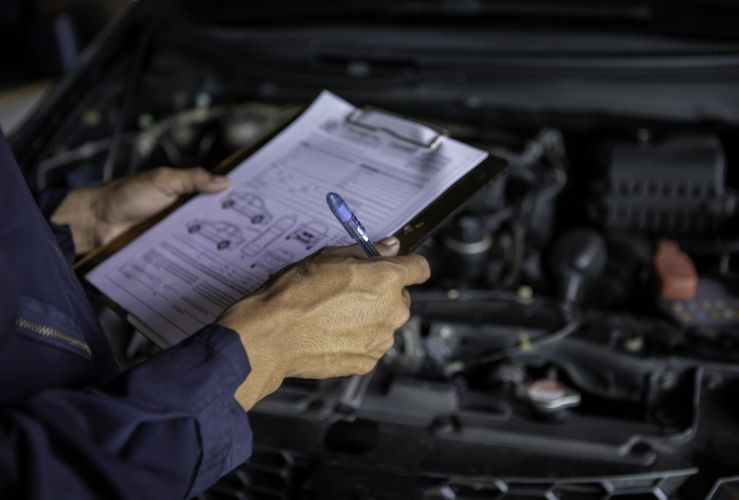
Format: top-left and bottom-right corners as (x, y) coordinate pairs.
(86, 91), (488, 346)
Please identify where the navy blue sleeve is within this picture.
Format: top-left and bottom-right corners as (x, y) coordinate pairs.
(0, 324), (253, 499)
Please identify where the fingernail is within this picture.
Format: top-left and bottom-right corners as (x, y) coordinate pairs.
(212, 175), (229, 183)
(380, 236), (399, 247)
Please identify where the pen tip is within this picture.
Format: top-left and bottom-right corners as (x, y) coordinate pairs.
(326, 192), (353, 222)
(327, 192), (340, 203)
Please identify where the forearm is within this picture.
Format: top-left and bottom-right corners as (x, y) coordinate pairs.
(0, 325), (252, 499)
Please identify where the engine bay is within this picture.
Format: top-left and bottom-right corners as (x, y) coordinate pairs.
(12, 4), (739, 498)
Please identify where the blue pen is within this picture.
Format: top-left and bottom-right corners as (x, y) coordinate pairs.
(326, 192), (381, 257)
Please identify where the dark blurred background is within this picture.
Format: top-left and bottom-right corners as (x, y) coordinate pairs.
(0, 0), (125, 131)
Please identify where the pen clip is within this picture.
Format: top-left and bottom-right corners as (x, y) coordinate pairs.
(345, 106), (448, 150)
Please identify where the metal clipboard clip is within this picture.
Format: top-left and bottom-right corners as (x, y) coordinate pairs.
(345, 106), (448, 150)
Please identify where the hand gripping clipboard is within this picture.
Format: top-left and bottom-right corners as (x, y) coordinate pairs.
(75, 102), (509, 337)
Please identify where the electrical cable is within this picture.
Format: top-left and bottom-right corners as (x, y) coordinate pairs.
(444, 301), (581, 376)
(101, 22), (157, 182)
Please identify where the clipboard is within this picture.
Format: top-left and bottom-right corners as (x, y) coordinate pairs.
(345, 106), (448, 150)
(75, 101), (508, 340)
(76, 104), (507, 274)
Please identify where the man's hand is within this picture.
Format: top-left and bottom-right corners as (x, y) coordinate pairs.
(51, 167), (230, 254)
(217, 239), (431, 411)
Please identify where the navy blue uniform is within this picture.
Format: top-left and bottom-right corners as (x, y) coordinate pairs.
(0, 131), (252, 499)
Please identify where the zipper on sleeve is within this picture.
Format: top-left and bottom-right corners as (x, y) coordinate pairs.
(16, 318), (92, 358)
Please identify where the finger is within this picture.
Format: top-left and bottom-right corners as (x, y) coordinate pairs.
(376, 237), (400, 257)
(152, 167), (230, 196)
(184, 167), (230, 193)
(369, 335), (395, 358)
(385, 254), (432, 286)
(353, 357), (379, 376)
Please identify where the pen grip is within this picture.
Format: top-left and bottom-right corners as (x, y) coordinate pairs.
(358, 239), (381, 257)
(342, 216), (380, 257)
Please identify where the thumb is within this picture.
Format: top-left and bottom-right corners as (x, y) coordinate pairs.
(153, 167), (230, 196)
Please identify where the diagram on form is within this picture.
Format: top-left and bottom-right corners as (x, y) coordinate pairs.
(119, 261), (164, 295)
(286, 220), (329, 251)
(186, 219), (245, 250)
(241, 215), (297, 257)
(249, 248), (295, 276)
(220, 191), (273, 225)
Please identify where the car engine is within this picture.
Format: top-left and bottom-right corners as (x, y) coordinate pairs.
(10, 3), (739, 498)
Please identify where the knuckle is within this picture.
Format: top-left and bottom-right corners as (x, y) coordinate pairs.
(377, 261), (403, 283)
(149, 168), (165, 183)
(380, 335), (395, 352)
(155, 166), (176, 177)
(410, 254), (431, 277)
(400, 309), (411, 326)
(395, 304), (411, 326)
(191, 169), (210, 182)
(151, 167), (175, 187)
(355, 359), (376, 375)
